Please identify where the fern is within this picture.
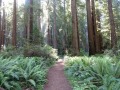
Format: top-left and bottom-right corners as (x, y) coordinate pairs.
(0, 56), (53, 89)
(65, 55), (120, 90)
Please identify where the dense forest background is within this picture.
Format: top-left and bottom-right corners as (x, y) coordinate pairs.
(0, 0), (120, 56)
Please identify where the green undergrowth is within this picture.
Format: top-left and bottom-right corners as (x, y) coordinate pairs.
(0, 56), (55, 90)
(0, 45), (58, 59)
(65, 55), (120, 90)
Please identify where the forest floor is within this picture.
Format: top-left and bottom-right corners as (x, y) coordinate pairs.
(44, 59), (72, 90)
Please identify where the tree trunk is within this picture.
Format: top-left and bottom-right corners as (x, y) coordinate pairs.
(0, 0), (2, 50)
(107, 0), (117, 48)
(47, 0), (51, 45)
(12, 0), (17, 47)
(71, 0), (80, 55)
(1, 3), (5, 48)
(24, 0), (33, 43)
(24, 0), (28, 40)
(96, 9), (103, 52)
(29, 0), (33, 43)
(86, 0), (96, 55)
(62, 0), (66, 54)
(47, 24), (51, 45)
(53, 0), (57, 49)
(39, 0), (41, 32)
(91, 0), (99, 53)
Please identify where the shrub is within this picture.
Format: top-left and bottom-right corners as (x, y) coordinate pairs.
(0, 45), (24, 58)
(0, 45), (58, 60)
(24, 45), (58, 59)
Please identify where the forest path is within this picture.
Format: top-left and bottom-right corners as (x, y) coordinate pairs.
(44, 59), (72, 90)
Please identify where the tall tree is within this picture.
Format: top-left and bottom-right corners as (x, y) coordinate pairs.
(24, 0), (33, 43)
(71, 0), (80, 55)
(107, 0), (117, 48)
(1, 3), (5, 48)
(12, 0), (17, 47)
(96, 0), (103, 52)
(47, 0), (51, 45)
(29, 0), (33, 43)
(62, 0), (66, 53)
(86, 0), (96, 55)
(24, 0), (27, 40)
(91, 0), (99, 53)
(0, 0), (2, 50)
(53, 0), (57, 49)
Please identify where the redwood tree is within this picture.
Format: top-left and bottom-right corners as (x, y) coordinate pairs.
(86, 0), (96, 55)
(62, 0), (66, 53)
(96, 8), (103, 52)
(12, 0), (17, 47)
(71, 0), (80, 55)
(53, 0), (57, 49)
(0, 0), (2, 50)
(29, 0), (33, 43)
(47, 0), (51, 45)
(91, 0), (99, 53)
(1, 3), (5, 48)
(107, 0), (117, 48)
(24, 0), (33, 43)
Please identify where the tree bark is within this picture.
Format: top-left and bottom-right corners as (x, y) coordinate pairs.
(12, 0), (17, 47)
(107, 0), (117, 48)
(96, 9), (103, 52)
(62, 0), (66, 54)
(47, 12), (51, 45)
(47, 0), (51, 45)
(1, 3), (5, 48)
(91, 0), (99, 53)
(53, 0), (57, 49)
(24, 0), (28, 40)
(86, 0), (96, 55)
(0, 0), (2, 50)
(29, 0), (33, 43)
(24, 0), (33, 43)
(71, 0), (80, 55)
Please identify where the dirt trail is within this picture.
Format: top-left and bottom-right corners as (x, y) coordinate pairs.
(44, 59), (72, 90)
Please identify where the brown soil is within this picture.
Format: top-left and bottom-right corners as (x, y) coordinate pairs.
(44, 59), (72, 90)
(0, 87), (5, 90)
